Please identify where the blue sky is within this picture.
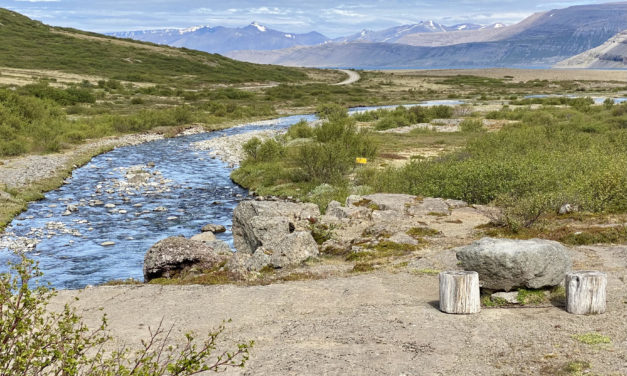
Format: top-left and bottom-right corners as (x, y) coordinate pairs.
(0, 0), (614, 37)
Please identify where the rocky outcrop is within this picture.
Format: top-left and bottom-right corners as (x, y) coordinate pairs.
(230, 200), (320, 275)
(232, 200), (320, 254)
(143, 236), (232, 281)
(456, 237), (572, 291)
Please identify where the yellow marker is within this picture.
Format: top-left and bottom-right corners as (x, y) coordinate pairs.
(355, 157), (367, 164)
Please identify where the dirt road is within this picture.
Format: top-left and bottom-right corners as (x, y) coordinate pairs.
(335, 69), (361, 85)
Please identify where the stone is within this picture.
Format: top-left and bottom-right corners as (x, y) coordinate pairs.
(191, 232), (217, 243)
(232, 200), (320, 254)
(407, 197), (450, 216)
(153, 206), (167, 212)
(388, 232), (419, 246)
(559, 203), (577, 215)
(348, 193), (415, 212)
(143, 236), (231, 281)
(66, 204), (78, 212)
(101, 241), (115, 246)
(456, 237), (572, 291)
(226, 231), (319, 275)
(62, 210), (72, 216)
(104, 203), (116, 209)
(491, 291), (520, 304)
(201, 224), (226, 233)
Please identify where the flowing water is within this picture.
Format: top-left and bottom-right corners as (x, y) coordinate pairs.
(0, 101), (463, 289)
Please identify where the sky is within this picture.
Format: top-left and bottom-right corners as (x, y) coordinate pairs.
(0, 0), (615, 37)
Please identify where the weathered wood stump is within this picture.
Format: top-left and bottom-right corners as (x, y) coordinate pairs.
(565, 271), (607, 315)
(439, 271), (480, 314)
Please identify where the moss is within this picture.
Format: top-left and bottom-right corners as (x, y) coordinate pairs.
(517, 288), (548, 305)
(481, 295), (509, 308)
(346, 241), (419, 262)
(414, 268), (440, 276)
(572, 333), (611, 346)
(406, 227), (441, 238)
(352, 263), (375, 273)
(352, 198), (380, 211)
(563, 361), (591, 375)
(310, 223), (334, 245)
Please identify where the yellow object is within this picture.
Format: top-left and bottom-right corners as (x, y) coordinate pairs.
(355, 157), (367, 164)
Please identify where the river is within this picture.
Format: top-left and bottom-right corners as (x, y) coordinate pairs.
(0, 101), (462, 289)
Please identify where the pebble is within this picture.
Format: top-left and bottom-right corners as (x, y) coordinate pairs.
(101, 241), (115, 246)
(167, 216), (178, 220)
(104, 203), (116, 208)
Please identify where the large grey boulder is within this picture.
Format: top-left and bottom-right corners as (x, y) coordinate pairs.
(232, 200), (320, 254)
(456, 237), (572, 291)
(226, 231), (319, 277)
(143, 236), (232, 281)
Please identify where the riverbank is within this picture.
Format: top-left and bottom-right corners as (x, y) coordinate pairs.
(0, 115), (301, 233)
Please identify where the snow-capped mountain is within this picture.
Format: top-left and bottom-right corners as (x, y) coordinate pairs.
(333, 20), (504, 43)
(109, 22), (329, 54)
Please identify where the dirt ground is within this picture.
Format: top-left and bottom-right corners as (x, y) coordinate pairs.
(51, 243), (627, 376)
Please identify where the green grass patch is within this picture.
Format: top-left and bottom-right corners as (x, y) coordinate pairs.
(572, 333), (611, 346)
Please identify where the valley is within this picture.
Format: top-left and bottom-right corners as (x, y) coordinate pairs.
(1, 3), (627, 376)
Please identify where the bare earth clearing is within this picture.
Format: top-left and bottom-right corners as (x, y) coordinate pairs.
(51, 243), (627, 375)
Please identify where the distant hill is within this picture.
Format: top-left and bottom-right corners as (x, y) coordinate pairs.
(555, 29), (627, 68)
(0, 9), (305, 84)
(227, 2), (627, 69)
(110, 22), (329, 54)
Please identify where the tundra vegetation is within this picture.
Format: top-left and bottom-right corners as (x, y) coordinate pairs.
(234, 99), (627, 242)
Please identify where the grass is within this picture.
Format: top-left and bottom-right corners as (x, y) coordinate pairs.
(572, 333), (611, 346)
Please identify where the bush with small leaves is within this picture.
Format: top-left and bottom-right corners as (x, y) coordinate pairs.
(0, 256), (253, 375)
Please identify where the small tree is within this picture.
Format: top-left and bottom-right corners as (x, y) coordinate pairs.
(0, 256), (253, 375)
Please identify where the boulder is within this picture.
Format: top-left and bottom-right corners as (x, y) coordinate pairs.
(456, 237), (572, 291)
(226, 231), (319, 277)
(143, 236), (231, 281)
(232, 200), (320, 254)
(202, 223), (226, 233)
(191, 232), (216, 243)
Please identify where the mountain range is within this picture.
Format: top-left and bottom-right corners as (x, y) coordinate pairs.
(110, 22), (329, 55)
(110, 20), (507, 55)
(226, 2), (627, 68)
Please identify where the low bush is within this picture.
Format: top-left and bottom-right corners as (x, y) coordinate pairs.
(0, 256), (253, 375)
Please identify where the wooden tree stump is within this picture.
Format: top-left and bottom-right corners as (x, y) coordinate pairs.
(566, 271), (607, 315)
(439, 271), (480, 314)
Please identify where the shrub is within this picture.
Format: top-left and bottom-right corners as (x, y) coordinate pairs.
(0, 256), (253, 375)
(459, 119), (484, 133)
(286, 120), (314, 139)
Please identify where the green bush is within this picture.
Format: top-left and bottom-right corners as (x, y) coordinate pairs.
(0, 256), (253, 375)
(459, 119), (484, 133)
(286, 120), (314, 139)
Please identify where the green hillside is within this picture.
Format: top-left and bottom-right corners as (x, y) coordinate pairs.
(0, 8), (305, 85)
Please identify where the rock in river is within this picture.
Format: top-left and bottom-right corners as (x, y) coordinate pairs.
(456, 237), (572, 291)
